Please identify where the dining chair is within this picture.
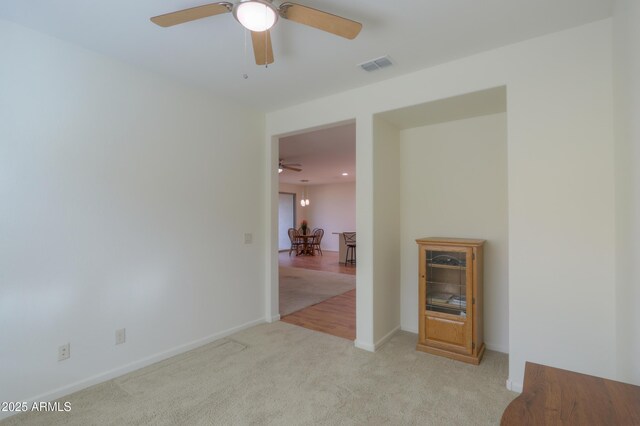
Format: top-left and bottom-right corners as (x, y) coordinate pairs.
(312, 228), (324, 256)
(288, 228), (303, 256)
(343, 232), (356, 265)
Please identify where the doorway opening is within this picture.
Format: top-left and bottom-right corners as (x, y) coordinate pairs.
(276, 121), (356, 340)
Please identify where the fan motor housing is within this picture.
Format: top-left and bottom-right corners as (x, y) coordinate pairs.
(233, 0), (279, 32)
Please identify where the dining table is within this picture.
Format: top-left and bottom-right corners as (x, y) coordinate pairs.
(296, 233), (315, 256)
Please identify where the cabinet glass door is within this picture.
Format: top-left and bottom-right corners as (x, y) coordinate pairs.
(425, 249), (468, 317)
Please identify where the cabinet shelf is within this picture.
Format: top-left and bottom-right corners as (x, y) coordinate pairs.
(426, 280), (466, 287)
(427, 301), (466, 311)
(427, 263), (466, 270)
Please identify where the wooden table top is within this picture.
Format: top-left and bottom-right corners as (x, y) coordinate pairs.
(501, 362), (640, 425)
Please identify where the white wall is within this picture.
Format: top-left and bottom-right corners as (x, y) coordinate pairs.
(505, 21), (615, 388)
(0, 19), (265, 410)
(306, 183), (356, 251)
(398, 113), (509, 353)
(266, 19), (616, 387)
(372, 118), (401, 344)
(613, 0), (640, 384)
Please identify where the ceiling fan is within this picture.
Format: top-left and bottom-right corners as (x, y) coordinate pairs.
(279, 159), (302, 173)
(150, 1), (362, 66)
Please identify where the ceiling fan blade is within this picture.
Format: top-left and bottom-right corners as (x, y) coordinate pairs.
(151, 2), (232, 27)
(283, 166), (302, 172)
(251, 30), (275, 65)
(279, 159), (302, 165)
(279, 3), (362, 40)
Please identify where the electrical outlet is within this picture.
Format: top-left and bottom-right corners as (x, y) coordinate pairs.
(58, 343), (70, 361)
(244, 233), (253, 244)
(115, 328), (126, 345)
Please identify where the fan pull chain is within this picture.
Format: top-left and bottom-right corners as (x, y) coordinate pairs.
(242, 28), (249, 79)
(264, 7), (269, 68)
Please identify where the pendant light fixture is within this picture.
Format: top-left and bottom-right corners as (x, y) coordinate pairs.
(300, 182), (310, 207)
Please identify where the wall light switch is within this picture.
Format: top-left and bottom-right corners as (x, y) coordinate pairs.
(244, 233), (253, 244)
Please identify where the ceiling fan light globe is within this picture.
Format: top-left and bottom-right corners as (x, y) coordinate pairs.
(234, 1), (278, 32)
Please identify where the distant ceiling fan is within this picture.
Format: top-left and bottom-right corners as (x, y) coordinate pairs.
(150, 1), (362, 65)
(279, 159), (302, 173)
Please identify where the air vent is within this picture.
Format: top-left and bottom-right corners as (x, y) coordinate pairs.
(359, 55), (393, 72)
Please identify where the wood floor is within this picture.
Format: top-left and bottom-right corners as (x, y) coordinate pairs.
(279, 250), (356, 340)
(282, 290), (356, 340)
(278, 251), (356, 275)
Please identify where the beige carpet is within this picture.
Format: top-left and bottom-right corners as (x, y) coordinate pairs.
(2, 322), (517, 426)
(279, 267), (355, 316)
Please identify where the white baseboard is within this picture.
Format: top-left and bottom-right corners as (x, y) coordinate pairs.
(354, 326), (401, 352)
(354, 340), (375, 352)
(485, 342), (509, 354)
(506, 379), (523, 393)
(401, 326), (418, 334)
(374, 326), (400, 350)
(0, 317), (265, 421)
(268, 314), (281, 323)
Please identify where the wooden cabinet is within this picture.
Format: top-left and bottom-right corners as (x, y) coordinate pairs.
(416, 237), (485, 364)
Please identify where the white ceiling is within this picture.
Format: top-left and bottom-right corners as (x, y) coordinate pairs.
(0, 1), (613, 111)
(279, 122), (355, 185)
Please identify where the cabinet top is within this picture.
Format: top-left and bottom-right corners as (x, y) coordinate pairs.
(416, 237), (485, 246)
